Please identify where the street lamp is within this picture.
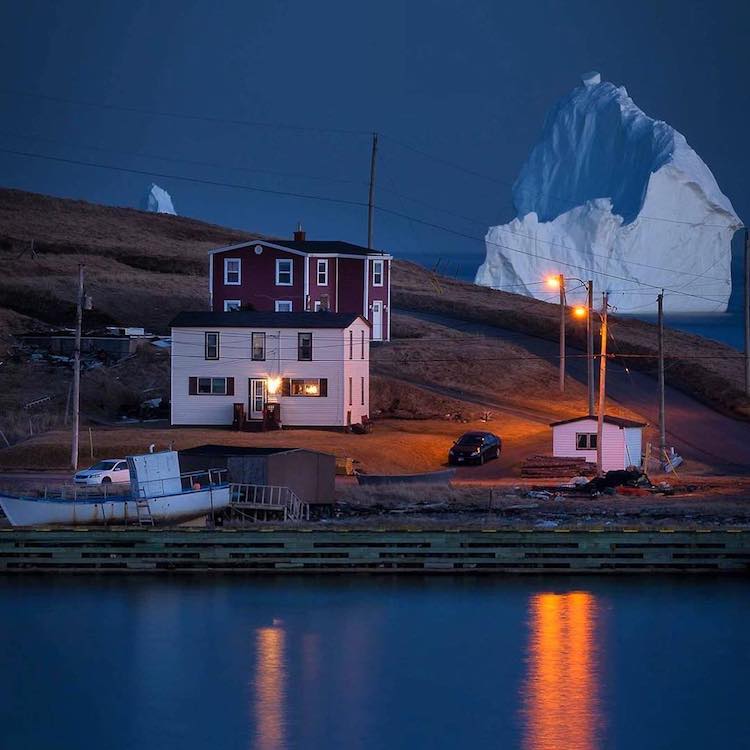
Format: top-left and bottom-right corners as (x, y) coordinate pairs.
(546, 274), (595, 411)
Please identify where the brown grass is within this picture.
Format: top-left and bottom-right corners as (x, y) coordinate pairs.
(0, 417), (549, 473)
(392, 260), (750, 420)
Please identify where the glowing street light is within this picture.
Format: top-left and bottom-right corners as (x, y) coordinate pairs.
(573, 305), (587, 319)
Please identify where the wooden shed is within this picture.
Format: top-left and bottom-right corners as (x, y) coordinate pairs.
(550, 415), (646, 473)
(178, 444), (335, 506)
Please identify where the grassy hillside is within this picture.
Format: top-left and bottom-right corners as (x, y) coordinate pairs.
(0, 187), (746, 438)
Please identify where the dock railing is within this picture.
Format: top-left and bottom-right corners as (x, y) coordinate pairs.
(229, 484), (310, 522)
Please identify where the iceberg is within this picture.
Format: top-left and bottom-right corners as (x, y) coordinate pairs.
(142, 183), (177, 215)
(475, 72), (742, 312)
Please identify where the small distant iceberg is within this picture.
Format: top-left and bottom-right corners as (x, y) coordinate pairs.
(142, 183), (177, 215)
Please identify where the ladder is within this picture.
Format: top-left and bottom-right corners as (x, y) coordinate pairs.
(135, 499), (155, 526)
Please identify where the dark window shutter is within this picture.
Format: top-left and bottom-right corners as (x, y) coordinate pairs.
(320, 378), (328, 397)
(189, 377), (198, 395)
(282, 378), (291, 397)
(226, 377), (235, 396)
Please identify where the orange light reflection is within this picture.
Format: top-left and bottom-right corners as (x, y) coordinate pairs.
(253, 626), (286, 750)
(522, 592), (601, 750)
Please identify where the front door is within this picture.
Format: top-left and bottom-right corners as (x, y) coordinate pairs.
(372, 300), (383, 340)
(249, 379), (267, 420)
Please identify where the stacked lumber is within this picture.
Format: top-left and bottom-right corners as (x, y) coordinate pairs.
(521, 455), (596, 478)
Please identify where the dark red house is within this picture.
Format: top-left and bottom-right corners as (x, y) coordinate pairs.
(208, 226), (391, 340)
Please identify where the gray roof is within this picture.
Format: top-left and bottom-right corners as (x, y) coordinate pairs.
(549, 414), (647, 428)
(170, 310), (365, 329)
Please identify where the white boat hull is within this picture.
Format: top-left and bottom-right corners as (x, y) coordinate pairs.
(0, 486), (230, 528)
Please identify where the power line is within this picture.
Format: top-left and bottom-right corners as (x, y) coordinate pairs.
(0, 129), (369, 188)
(0, 144), (731, 304)
(0, 88), (371, 137)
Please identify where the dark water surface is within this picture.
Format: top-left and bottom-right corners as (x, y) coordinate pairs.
(1, 576), (748, 750)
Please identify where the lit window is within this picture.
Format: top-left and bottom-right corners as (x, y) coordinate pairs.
(276, 258), (293, 286)
(204, 332), (219, 360)
(251, 332), (265, 361)
(283, 378), (328, 397)
(224, 258), (241, 285)
(576, 433), (597, 450)
(372, 259), (384, 286)
(224, 300), (241, 311)
(317, 259), (328, 286)
(298, 332), (312, 361)
(275, 300), (292, 312)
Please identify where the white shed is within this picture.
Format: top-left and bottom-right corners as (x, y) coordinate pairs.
(550, 415), (646, 472)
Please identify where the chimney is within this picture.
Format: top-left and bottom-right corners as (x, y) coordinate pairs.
(293, 221), (306, 243)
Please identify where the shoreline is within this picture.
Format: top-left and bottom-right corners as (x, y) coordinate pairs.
(2, 527), (749, 574)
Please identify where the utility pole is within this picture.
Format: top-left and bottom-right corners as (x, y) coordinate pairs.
(586, 279), (595, 414)
(744, 228), (749, 396)
(71, 264), (84, 471)
(367, 132), (378, 249)
(657, 291), (667, 459)
(595, 293), (609, 476)
(558, 274), (566, 392)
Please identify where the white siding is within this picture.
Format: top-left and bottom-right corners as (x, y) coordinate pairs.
(342, 320), (370, 424)
(552, 418), (627, 472)
(171, 321), (369, 427)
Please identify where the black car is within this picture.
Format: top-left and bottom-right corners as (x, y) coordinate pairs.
(448, 431), (502, 466)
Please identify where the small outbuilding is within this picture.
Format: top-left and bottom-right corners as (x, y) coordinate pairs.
(178, 444), (335, 507)
(550, 415), (646, 473)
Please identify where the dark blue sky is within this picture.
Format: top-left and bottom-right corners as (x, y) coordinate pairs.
(1, 0), (747, 282)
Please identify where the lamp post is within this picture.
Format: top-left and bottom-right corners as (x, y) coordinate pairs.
(574, 292), (609, 476)
(551, 275), (595, 411)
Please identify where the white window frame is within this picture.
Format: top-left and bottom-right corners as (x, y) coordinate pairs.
(316, 259), (328, 286)
(276, 258), (293, 286)
(224, 258), (241, 285)
(575, 432), (597, 450)
(372, 259), (384, 287)
(313, 300), (322, 312)
(275, 300), (293, 312)
(223, 300), (241, 311)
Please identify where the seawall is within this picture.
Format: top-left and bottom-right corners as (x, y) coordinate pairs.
(1, 528), (749, 573)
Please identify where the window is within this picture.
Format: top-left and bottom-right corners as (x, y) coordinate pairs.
(361, 376), (365, 405)
(189, 376), (234, 395)
(576, 432), (597, 450)
(361, 329), (365, 359)
(275, 300), (292, 312)
(298, 332), (312, 360)
(114, 461), (128, 471)
(251, 332), (266, 361)
(314, 294), (329, 312)
(205, 332), (219, 360)
(223, 300), (241, 311)
(224, 258), (241, 285)
(282, 378), (328, 397)
(349, 331), (353, 360)
(276, 258), (293, 286)
(349, 376), (353, 406)
(372, 259), (384, 286)
(317, 259), (328, 286)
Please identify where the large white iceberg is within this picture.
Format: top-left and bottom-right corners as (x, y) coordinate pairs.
(142, 183), (177, 215)
(476, 72), (741, 312)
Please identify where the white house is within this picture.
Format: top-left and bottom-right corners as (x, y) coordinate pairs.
(170, 311), (370, 428)
(550, 415), (646, 472)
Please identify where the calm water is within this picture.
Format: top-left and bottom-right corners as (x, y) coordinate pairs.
(1, 576), (748, 750)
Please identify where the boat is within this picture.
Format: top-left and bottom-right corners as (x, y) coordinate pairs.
(0, 451), (230, 527)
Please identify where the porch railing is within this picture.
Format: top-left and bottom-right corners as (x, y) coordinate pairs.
(230, 484), (310, 521)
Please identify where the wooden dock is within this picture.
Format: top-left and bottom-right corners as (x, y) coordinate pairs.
(1, 528), (749, 573)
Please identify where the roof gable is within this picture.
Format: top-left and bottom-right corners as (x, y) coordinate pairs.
(549, 414), (647, 429)
(208, 238), (390, 258)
